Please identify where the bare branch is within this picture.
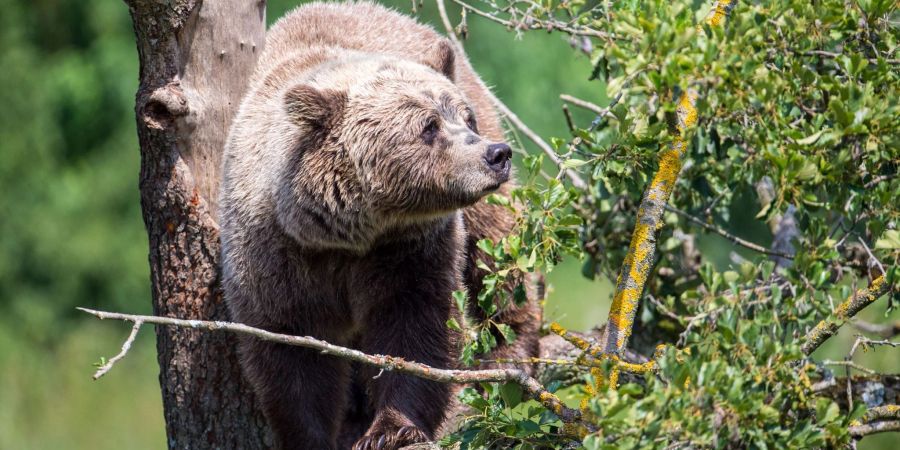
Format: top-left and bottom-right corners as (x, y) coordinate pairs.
(450, 0), (615, 40)
(436, 0), (587, 190)
(852, 319), (900, 338)
(820, 359), (877, 375)
(665, 205), (794, 259)
(801, 274), (894, 355)
(562, 104), (576, 133)
(864, 173), (896, 189)
(93, 320), (142, 380)
(857, 236), (886, 277)
(559, 94), (609, 116)
(559, 92), (622, 137)
(78, 307), (594, 431)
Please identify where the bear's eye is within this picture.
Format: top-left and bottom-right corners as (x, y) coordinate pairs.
(421, 118), (440, 144)
(465, 114), (478, 134)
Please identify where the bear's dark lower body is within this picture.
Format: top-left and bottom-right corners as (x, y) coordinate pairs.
(229, 209), (541, 449)
(230, 219), (462, 450)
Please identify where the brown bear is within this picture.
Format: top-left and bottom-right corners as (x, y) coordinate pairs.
(220, 2), (541, 449)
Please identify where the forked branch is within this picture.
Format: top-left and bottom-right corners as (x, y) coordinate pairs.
(78, 307), (595, 432)
(801, 274), (894, 355)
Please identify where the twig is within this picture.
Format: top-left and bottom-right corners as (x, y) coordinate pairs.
(800, 274), (894, 355)
(78, 307), (594, 430)
(450, 0), (614, 40)
(665, 205), (794, 258)
(864, 173), (896, 189)
(92, 320), (142, 380)
(820, 359), (876, 375)
(589, 94), (623, 132)
(852, 320), (900, 338)
(559, 94), (609, 116)
(801, 49), (900, 66)
(852, 336), (900, 350)
(436, 0), (586, 190)
(857, 236), (886, 276)
(560, 92), (622, 136)
(562, 104), (575, 133)
(478, 357), (580, 366)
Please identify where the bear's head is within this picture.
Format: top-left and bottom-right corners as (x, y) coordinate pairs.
(274, 42), (511, 251)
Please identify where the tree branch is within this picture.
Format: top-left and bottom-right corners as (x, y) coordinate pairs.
(852, 319), (900, 338)
(801, 274), (894, 355)
(665, 205), (794, 258)
(92, 320), (142, 380)
(813, 374), (900, 405)
(859, 405), (900, 422)
(849, 420), (900, 437)
(598, 1), (738, 356)
(449, 0), (615, 40)
(78, 307), (595, 432)
(599, 89), (699, 355)
(559, 94), (609, 116)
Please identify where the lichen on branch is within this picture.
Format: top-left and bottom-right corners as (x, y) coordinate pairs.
(597, 0), (739, 356)
(801, 274), (894, 355)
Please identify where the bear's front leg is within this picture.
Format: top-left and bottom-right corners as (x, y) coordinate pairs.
(238, 337), (351, 450)
(351, 276), (457, 450)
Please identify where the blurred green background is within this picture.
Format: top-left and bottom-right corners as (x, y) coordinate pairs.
(0, 0), (894, 448)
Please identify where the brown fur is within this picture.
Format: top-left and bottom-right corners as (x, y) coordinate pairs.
(220, 2), (540, 449)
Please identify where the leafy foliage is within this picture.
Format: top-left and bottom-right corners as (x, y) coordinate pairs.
(449, 0), (899, 448)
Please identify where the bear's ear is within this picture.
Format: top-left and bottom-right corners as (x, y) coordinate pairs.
(284, 85), (347, 129)
(421, 39), (456, 81)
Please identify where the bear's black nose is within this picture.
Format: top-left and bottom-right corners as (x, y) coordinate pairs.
(484, 143), (512, 173)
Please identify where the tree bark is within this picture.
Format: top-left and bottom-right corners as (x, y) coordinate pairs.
(125, 0), (270, 447)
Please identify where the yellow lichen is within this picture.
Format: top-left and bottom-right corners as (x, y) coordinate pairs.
(605, 118), (687, 354)
(537, 391), (565, 415)
(550, 322), (593, 352)
(703, 0), (735, 28)
(617, 359), (657, 374)
(562, 422), (589, 439)
(599, 2), (732, 361)
(549, 322), (567, 336)
(590, 366), (603, 396)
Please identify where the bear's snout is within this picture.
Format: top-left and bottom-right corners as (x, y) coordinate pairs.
(484, 143), (512, 180)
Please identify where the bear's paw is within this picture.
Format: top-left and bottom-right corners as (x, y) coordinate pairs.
(351, 425), (429, 450)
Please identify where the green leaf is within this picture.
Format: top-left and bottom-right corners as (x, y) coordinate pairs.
(562, 158), (589, 169)
(796, 130), (824, 146)
(446, 317), (462, 332)
(500, 382), (523, 409)
(875, 230), (900, 249)
(496, 323), (517, 343)
(452, 290), (468, 313)
(829, 98), (852, 128)
(513, 283), (527, 306)
(476, 239), (494, 255)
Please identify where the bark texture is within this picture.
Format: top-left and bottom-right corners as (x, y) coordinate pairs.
(125, 0), (270, 447)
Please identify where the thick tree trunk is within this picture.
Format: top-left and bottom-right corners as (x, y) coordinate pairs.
(125, 0), (270, 447)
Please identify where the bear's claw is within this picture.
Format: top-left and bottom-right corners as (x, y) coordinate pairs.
(352, 425), (428, 450)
